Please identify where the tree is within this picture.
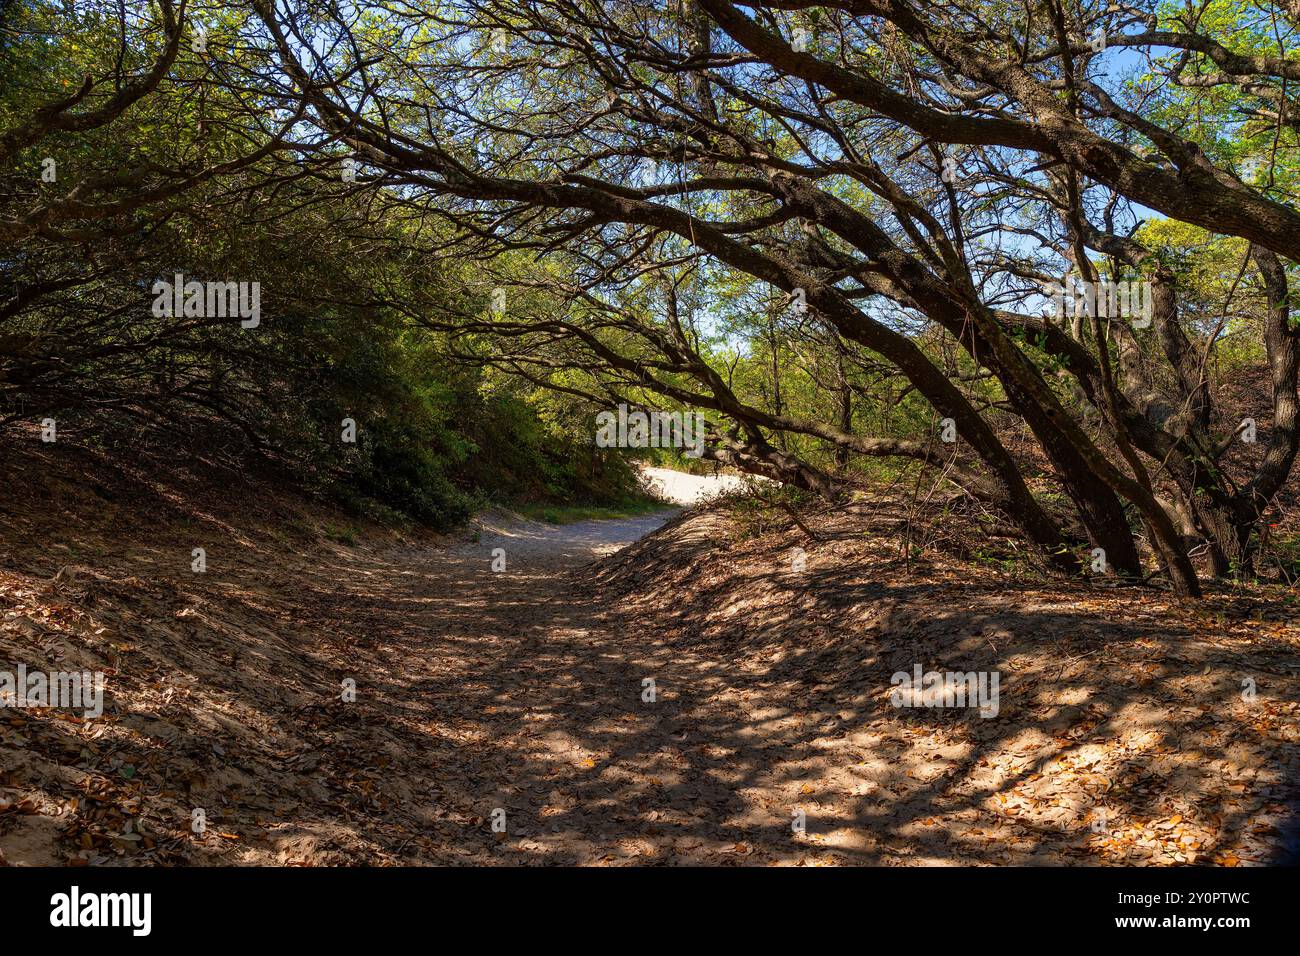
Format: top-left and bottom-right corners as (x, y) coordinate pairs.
(6, 1), (1295, 591)
(242, 0), (1297, 594)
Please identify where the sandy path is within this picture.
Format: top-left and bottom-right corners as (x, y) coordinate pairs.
(311, 506), (756, 864)
(467, 510), (677, 564)
(640, 465), (749, 504)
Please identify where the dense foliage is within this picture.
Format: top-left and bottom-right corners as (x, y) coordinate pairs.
(0, 0), (640, 524)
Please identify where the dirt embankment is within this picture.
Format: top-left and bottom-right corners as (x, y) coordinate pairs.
(592, 506), (1300, 865)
